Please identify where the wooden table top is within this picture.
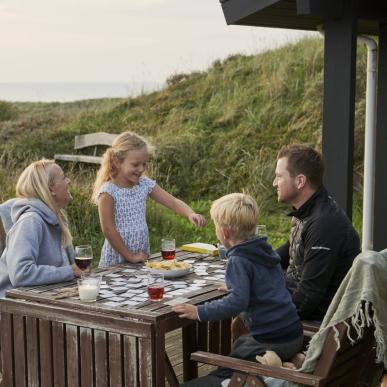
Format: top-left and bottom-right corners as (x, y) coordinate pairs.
(5, 250), (228, 323)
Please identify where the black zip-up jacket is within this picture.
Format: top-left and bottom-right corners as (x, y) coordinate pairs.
(276, 187), (360, 321)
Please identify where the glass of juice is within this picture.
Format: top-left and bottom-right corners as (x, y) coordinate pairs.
(75, 245), (93, 272)
(161, 238), (176, 260)
(147, 273), (165, 302)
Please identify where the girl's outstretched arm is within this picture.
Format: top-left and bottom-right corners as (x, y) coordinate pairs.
(98, 193), (148, 263)
(149, 185), (207, 227)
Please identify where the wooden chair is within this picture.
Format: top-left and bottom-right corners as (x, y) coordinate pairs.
(54, 132), (118, 164)
(191, 320), (377, 386)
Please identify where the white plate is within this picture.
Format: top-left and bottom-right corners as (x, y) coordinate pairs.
(145, 264), (192, 279)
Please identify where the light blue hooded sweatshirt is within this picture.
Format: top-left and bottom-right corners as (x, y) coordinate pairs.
(0, 198), (74, 298)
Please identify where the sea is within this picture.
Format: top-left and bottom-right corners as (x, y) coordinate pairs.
(0, 82), (162, 103)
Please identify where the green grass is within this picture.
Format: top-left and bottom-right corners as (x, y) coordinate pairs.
(0, 37), (367, 264)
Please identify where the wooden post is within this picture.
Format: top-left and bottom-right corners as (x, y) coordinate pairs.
(322, 0), (358, 218)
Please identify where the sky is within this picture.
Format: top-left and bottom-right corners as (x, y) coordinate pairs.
(0, 0), (316, 84)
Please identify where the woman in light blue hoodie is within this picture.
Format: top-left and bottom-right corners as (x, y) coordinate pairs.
(0, 159), (83, 298)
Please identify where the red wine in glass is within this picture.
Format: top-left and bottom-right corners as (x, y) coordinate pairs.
(75, 256), (92, 270)
(161, 250), (176, 260)
(147, 284), (165, 301)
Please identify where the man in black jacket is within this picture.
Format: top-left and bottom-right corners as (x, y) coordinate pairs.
(273, 144), (360, 321)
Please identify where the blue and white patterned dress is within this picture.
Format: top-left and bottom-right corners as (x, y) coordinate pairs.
(97, 177), (156, 268)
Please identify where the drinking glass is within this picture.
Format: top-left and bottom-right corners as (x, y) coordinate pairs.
(77, 275), (101, 302)
(161, 238), (176, 260)
(218, 244), (227, 261)
(256, 225), (267, 237)
(75, 245), (93, 271)
(147, 273), (165, 302)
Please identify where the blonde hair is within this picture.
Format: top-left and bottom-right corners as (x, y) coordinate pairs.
(210, 193), (258, 240)
(16, 159), (72, 246)
(92, 131), (153, 203)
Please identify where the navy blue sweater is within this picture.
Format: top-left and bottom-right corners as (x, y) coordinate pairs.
(197, 237), (302, 342)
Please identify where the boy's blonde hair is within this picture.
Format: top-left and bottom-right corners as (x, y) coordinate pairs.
(16, 159), (72, 246)
(92, 131), (153, 203)
(210, 193), (258, 240)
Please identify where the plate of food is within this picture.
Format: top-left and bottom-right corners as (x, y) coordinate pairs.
(145, 260), (192, 279)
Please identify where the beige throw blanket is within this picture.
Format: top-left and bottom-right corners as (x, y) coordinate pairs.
(289, 249), (387, 387)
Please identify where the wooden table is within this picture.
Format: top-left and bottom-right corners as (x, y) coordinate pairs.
(0, 250), (231, 387)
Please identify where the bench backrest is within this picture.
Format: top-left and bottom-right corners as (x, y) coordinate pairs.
(74, 133), (118, 150)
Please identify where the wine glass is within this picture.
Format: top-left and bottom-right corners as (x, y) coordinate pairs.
(75, 245), (93, 272)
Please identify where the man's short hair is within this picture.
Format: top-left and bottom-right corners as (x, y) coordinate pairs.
(210, 193), (257, 240)
(277, 144), (324, 189)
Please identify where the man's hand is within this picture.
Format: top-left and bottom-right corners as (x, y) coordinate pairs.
(172, 304), (198, 320)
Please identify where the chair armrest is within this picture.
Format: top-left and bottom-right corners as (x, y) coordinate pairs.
(191, 351), (324, 386)
(302, 321), (321, 333)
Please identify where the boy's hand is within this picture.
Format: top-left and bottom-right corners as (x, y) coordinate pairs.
(188, 213), (207, 228)
(127, 252), (148, 263)
(218, 283), (228, 292)
(172, 304), (198, 320)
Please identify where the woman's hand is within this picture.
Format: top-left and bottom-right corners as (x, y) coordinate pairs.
(126, 252), (148, 264)
(188, 213), (207, 228)
(172, 304), (199, 320)
(71, 264), (84, 278)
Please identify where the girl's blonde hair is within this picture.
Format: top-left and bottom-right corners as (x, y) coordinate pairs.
(16, 159), (72, 246)
(210, 193), (258, 240)
(92, 131), (153, 203)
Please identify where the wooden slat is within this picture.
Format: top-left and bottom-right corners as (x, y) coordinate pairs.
(208, 321), (220, 354)
(66, 324), (80, 387)
(26, 316), (40, 387)
(197, 321), (208, 351)
(123, 335), (138, 387)
(39, 319), (53, 387)
(52, 322), (66, 387)
(109, 332), (123, 387)
(220, 319), (232, 355)
(80, 327), (94, 386)
(0, 312), (14, 387)
(74, 133), (118, 149)
(94, 330), (108, 387)
(138, 337), (153, 387)
(13, 315), (27, 387)
(54, 154), (102, 164)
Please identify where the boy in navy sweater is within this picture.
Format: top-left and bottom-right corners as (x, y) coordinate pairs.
(173, 193), (303, 386)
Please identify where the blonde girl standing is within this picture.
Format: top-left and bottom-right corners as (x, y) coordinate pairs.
(92, 131), (206, 268)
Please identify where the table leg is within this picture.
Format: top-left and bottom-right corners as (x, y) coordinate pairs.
(182, 323), (198, 381)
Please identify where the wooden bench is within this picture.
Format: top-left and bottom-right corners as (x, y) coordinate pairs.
(191, 320), (378, 386)
(54, 132), (118, 164)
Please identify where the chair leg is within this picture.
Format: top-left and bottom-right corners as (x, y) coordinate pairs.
(229, 372), (248, 387)
(246, 375), (268, 386)
(229, 372), (267, 387)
